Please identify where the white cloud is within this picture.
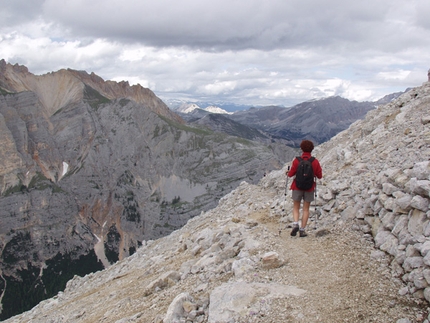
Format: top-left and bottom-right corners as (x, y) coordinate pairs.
(376, 70), (411, 81)
(0, 0), (429, 107)
(199, 81), (237, 96)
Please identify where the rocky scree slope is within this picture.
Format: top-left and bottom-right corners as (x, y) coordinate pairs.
(0, 60), (292, 320)
(3, 82), (430, 323)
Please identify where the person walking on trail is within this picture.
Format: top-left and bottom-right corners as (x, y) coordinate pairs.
(287, 140), (322, 237)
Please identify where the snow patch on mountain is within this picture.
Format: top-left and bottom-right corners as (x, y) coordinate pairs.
(205, 106), (233, 115)
(175, 103), (232, 114)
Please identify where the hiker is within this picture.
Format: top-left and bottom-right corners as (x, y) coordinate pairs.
(287, 140), (322, 237)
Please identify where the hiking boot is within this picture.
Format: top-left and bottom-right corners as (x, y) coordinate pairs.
(290, 225), (299, 237)
(299, 229), (307, 238)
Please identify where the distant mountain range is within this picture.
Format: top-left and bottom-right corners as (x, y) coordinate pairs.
(172, 92), (407, 146)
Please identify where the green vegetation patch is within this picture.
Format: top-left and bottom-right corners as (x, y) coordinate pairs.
(0, 87), (12, 95)
(115, 189), (141, 223)
(0, 263), (43, 321)
(28, 172), (49, 189)
(3, 180), (26, 197)
(84, 85), (111, 110)
(119, 98), (130, 107)
(158, 115), (212, 136)
(26, 172), (65, 193)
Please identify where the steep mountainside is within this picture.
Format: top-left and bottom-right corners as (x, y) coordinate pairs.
(192, 113), (268, 141)
(225, 94), (405, 146)
(190, 113), (296, 162)
(0, 60), (182, 123)
(3, 80), (429, 323)
(0, 60), (295, 320)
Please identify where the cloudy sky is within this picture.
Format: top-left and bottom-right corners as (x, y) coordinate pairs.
(1, 0), (429, 109)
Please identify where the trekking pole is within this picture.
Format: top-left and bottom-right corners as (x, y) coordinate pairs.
(279, 166), (290, 235)
(314, 178), (318, 230)
(282, 166), (290, 212)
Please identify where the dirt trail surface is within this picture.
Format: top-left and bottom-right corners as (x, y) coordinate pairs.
(4, 200), (429, 323)
(247, 210), (428, 323)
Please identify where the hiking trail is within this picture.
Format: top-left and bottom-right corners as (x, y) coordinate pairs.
(246, 209), (428, 322)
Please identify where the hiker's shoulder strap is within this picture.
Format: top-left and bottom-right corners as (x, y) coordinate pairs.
(297, 156), (314, 162)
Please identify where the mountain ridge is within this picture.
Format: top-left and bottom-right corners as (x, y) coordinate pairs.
(0, 59), (182, 124)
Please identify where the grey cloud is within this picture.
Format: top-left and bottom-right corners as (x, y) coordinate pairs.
(0, 0), (45, 27)
(415, 1), (430, 30)
(1, 0), (429, 107)
(41, 0), (409, 51)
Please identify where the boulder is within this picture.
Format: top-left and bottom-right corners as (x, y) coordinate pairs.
(208, 282), (305, 323)
(261, 251), (284, 269)
(410, 195), (429, 212)
(408, 209), (427, 237)
(163, 292), (194, 323)
(412, 161), (430, 180)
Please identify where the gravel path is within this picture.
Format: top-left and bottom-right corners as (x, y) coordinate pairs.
(246, 211), (429, 323)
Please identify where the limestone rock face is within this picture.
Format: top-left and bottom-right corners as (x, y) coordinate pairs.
(0, 61), (291, 320)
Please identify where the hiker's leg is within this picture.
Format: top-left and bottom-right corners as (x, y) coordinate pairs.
(293, 200), (301, 222)
(291, 200), (301, 236)
(301, 201), (311, 228)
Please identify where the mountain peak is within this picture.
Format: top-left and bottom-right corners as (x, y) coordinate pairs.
(204, 105), (232, 115)
(0, 60), (183, 123)
(176, 103), (202, 113)
(175, 103), (232, 115)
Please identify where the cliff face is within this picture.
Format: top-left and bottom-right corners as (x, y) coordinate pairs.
(0, 60), (292, 319)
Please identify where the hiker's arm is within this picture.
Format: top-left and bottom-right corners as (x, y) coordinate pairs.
(287, 159), (298, 177)
(314, 160), (323, 179)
